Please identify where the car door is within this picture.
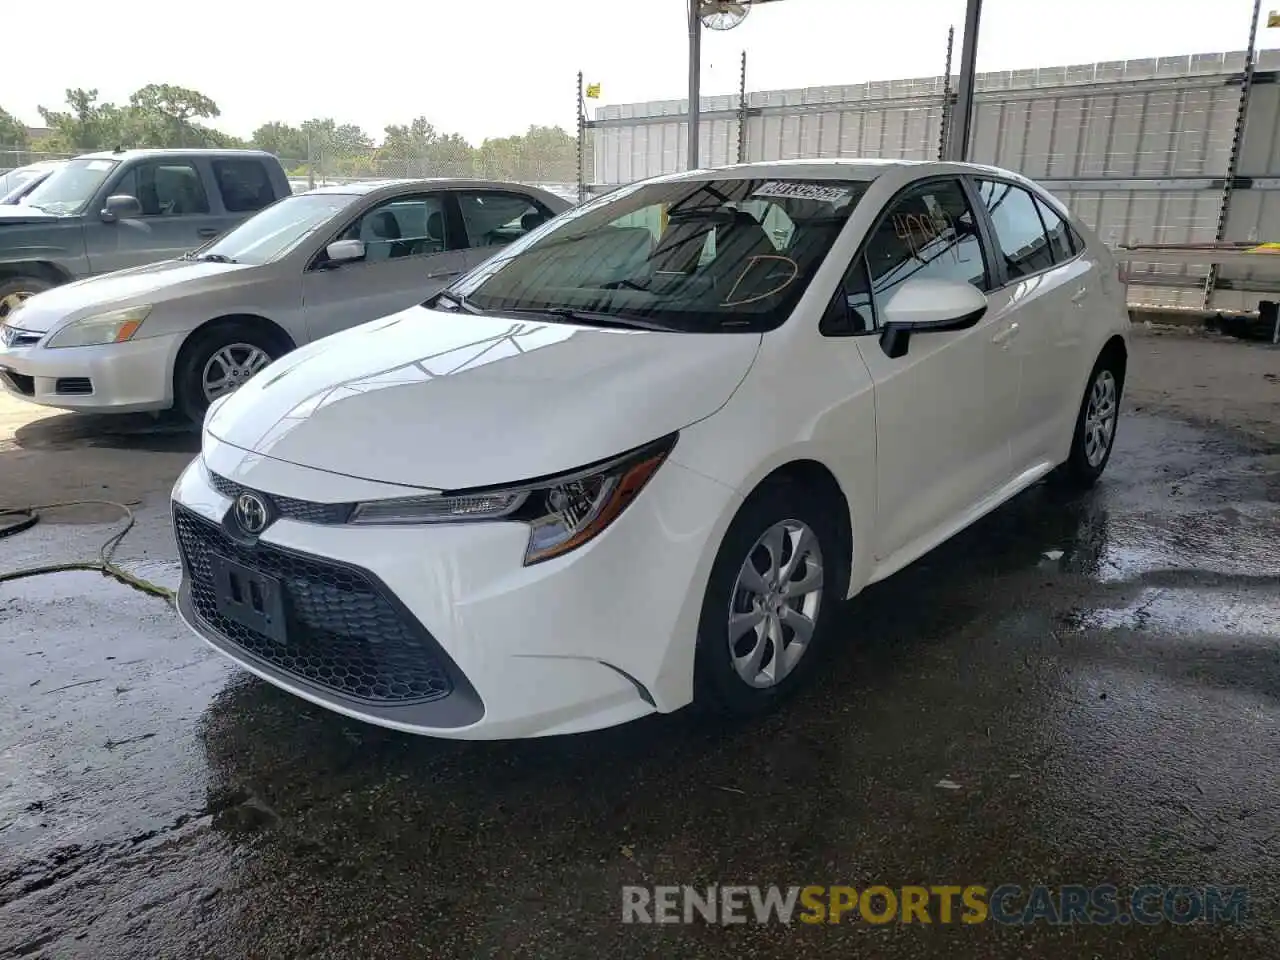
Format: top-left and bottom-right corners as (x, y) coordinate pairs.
(299, 191), (468, 343)
(207, 156), (284, 237)
(972, 178), (1093, 471)
(843, 176), (1018, 563)
(83, 159), (228, 274)
(454, 189), (560, 270)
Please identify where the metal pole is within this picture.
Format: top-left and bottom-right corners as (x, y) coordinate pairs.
(1203, 0), (1263, 310)
(687, 0), (702, 170)
(938, 26), (955, 161)
(737, 50), (748, 163)
(944, 0), (982, 162)
(577, 71), (586, 202)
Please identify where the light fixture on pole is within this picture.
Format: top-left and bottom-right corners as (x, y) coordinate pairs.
(688, 0), (787, 171)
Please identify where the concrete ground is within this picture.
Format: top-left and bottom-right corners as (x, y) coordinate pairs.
(1, 326), (1278, 959)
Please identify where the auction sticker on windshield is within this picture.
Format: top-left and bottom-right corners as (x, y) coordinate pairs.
(84, 160), (115, 170)
(752, 181), (852, 204)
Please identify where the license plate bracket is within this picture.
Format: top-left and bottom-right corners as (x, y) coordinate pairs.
(209, 553), (289, 643)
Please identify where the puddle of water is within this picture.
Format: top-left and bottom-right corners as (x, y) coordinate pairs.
(1074, 586), (1280, 639)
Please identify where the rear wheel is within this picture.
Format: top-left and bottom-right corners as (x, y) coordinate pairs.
(1056, 352), (1123, 489)
(0, 276), (54, 324)
(175, 322), (284, 425)
(694, 482), (848, 717)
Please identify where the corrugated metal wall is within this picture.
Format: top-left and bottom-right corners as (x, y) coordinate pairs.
(589, 48), (1280, 310)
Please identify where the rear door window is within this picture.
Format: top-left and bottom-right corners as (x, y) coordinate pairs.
(213, 159), (278, 213)
(456, 191), (556, 250)
(974, 180), (1055, 281)
(1032, 195), (1077, 264)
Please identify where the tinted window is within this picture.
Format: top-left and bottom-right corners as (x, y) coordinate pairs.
(111, 161), (210, 216)
(976, 180), (1054, 280)
(457, 191), (554, 250)
(864, 178), (989, 310)
(1031, 195), (1076, 264)
(213, 159), (277, 213)
(337, 194), (449, 262)
(452, 178), (868, 333)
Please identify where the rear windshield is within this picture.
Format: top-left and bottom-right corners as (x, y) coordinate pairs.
(450, 177), (869, 333)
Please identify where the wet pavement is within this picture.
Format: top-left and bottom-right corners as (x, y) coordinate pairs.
(2, 411), (1279, 959)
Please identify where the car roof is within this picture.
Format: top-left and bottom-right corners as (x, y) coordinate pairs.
(300, 178), (566, 199)
(649, 157), (1034, 185)
(75, 148), (279, 161)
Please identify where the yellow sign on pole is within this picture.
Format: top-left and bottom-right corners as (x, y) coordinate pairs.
(586, 83), (602, 99)
(1269, 9), (1280, 27)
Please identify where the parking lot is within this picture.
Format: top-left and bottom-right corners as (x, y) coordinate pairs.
(1, 324), (1277, 958)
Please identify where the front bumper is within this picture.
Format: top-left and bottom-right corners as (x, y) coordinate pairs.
(0, 333), (180, 413)
(171, 440), (740, 740)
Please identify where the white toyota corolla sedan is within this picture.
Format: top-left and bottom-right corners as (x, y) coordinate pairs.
(172, 159), (1129, 740)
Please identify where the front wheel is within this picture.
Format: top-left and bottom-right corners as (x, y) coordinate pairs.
(175, 322), (283, 425)
(694, 482), (848, 717)
(1056, 353), (1123, 489)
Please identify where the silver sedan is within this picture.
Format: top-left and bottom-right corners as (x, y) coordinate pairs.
(0, 178), (571, 422)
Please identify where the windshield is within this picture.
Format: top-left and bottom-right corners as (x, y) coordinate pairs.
(23, 157), (119, 214)
(449, 177), (868, 332)
(194, 192), (356, 265)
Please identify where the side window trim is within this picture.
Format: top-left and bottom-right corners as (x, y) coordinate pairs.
(969, 175), (1081, 290)
(820, 174), (990, 339)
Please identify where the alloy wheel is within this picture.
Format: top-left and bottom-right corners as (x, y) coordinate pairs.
(0, 290), (34, 322)
(727, 519), (825, 689)
(1083, 369), (1118, 467)
(202, 343), (272, 402)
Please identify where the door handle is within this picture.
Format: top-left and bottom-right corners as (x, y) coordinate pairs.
(425, 271), (460, 280)
(197, 227), (220, 238)
(991, 322), (1019, 345)
(1070, 287), (1088, 304)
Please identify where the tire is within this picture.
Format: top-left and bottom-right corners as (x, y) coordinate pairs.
(1055, 351), (1124, 490)
(174, 321), (285, 426)
(694, 480), (849, 718)
(0, 276), (55, 323)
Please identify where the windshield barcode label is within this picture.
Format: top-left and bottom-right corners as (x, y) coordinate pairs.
(751, 182), (852, 203)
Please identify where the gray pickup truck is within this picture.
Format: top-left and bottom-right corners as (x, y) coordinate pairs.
(0, 148), (291, 321)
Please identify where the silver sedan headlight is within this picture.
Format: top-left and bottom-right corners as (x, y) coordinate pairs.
(349, 433), (678, 565)
(44, 305), (152, 349)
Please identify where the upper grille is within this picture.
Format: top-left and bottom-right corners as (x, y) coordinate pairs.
(208, 471), (354, 525)
(174, 505), (454, 705)
(1, 326), (42, 348)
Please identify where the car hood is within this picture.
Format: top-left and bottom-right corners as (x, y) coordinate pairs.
(206, 306), (762, 490)
(9, 259), (259, 333)
(0, 205), (60, 224)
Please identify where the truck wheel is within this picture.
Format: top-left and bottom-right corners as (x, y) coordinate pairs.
(0, 276), (54, 323)
(175, 321), (286, 426)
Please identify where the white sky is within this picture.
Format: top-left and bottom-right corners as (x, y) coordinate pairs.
(6, 0), (1270, 144)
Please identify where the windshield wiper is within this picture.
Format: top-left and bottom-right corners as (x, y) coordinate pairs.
(428, 290), (485, 314)
(500, 307), (678, 332)
(186, 252), (237, 263)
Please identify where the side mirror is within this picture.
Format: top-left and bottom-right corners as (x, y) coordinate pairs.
(323, 238), (365, 267)
(878, 277), (988, 359)
(100, 194), (143, 222)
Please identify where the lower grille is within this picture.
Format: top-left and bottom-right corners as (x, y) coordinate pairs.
(174, 505), (453, 705)
(55, 377), (92, 395)
(1, 370), (34, 395)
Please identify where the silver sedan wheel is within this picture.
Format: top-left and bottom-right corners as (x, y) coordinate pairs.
(1083, 369), (1118, 467)
(202, 343), (272, 402)
(0, 290), (34, 322)
(728, 519), (825, 689)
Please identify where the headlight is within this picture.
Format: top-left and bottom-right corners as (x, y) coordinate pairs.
(349, 433), (678, 565)
(45, 305), (152, 349)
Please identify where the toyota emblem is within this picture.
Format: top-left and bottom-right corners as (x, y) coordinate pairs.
(234, 492), (269, 535)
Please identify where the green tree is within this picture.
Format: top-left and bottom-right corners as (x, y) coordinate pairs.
(38, 88), (121, 151)
(128, 83), (221, 147)
(251, 121), (308, 164)
(378, 118), (476, 177)
(0, 106), (28, 149)
(478, 125), (577, 182)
